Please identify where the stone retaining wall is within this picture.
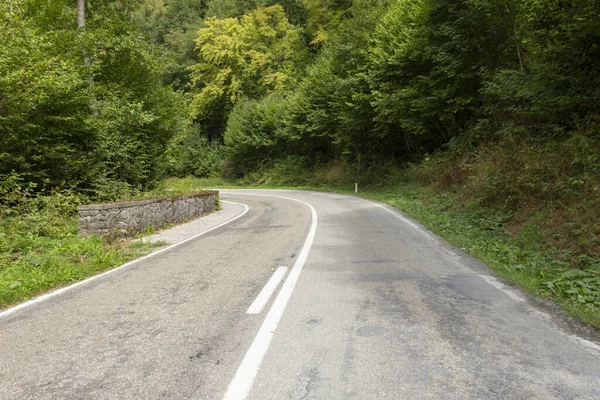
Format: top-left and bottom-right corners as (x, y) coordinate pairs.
(77, 191), (218, 237)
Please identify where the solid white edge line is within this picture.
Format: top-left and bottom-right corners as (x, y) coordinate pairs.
(221, 194), (318, 400)
(0, 200), (249, 320)
(246, 266), (288, 314)
(363, 198), (435, 240)
(224, 190), (600, 365)
(362, 194), (600, 357)
(478, 274), (525, 302)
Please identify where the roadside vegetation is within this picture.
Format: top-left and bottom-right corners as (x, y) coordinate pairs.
(0, 176), (224, 309)
(2, 0), (599, 326)
(0, 188), (160, 308)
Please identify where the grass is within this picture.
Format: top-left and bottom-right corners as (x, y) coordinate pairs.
(0, 186), (194, 309)
(0, 230), (164, 308)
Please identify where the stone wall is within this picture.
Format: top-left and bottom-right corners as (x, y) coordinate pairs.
(78, 191), (218, 237)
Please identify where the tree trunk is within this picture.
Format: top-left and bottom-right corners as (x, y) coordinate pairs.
(77, 0), (85, 30)
(77, 0), (90, 67)
(77, 0), (98, 116)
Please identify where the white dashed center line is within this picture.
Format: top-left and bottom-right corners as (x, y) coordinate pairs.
(246, 266), (288, 314)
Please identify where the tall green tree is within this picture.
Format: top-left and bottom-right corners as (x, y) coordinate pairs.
(482, 0), (600, 134)
(1, 0), (186, 194)
(188, 4), (306, 140)
(283, 0), (389, 162)
(134, 0), (209, 90)
(367, 0), (514, 153)
(0, 0), (96, 189)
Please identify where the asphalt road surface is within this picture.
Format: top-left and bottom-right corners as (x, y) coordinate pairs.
(1, 189), (600, 399)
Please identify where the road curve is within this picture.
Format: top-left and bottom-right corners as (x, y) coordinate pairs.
(1, 189), (599, 399)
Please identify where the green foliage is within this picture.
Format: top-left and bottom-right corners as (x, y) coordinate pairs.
(0, 0), (185, 194)
(224, 95), (288, 175)
(284, 57), (340, 158)
(367, 0), (514, 152)
(134, 0), (209, 90)
(0, 177), (184, 308)
(207, 0), (308, 26)
(480, 0), (600, 140)
(0, 214), (162, 308)
(206, 0), (265, 18)
(298, 0), (353, 44)
(189, 5), (306, 139)
(0, 2), (96, 190)
(220, 0), (600, 280)
(168, 127), (225, 178)
(135, 0), (209, 43)
(282, 0), (390, 163)
(544, 268), (600, 310)
(412, 132), (600, 262)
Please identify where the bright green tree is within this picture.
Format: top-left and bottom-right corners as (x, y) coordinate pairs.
(188, 4), (306, 140)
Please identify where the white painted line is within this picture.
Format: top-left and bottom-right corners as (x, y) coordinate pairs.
(441, 246), (461, 259)
(567, 334), (600, 358)
(362, 198), (527, 303)
(482, 276), (600, 358)
(225, 191), (600, 361)
(478, 274), (525, 302)
(0, 201), (250, 320)
(246, 267), (288, 314)
(363, 199), (436, 241)
(221, 194), (318, 400)
(363, 195), (600, 358)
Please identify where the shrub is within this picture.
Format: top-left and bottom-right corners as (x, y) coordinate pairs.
(224, 95), (289, 176)
(168, 127), (224, 178)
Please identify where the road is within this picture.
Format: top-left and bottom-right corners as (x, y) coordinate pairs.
(1, 189), (599, 399)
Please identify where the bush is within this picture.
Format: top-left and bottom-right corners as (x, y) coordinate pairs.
(224, 96), (290, 176)
(168, 126), (224, 178)
(0, 4), (97, 191)
(410, 130), (600, 262)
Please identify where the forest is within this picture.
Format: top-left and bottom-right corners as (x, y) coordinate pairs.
(1, 0), (599, 323)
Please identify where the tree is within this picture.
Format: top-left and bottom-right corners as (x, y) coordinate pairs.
(133, 0), (210, 90)
(0, 0), (186, 193)
(299, 0), (352, 44)
(188, 4), (306, 140)
(0, 0), (96, 190)
(224, 95), (288, 174)
(367, 0), (513, 153)
(282, 0), (389, 163)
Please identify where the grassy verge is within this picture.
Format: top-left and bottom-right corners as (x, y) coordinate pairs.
(0, 184), (213, 309)
(0, 229), (164, 308)
(170, 176), (600, 329)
